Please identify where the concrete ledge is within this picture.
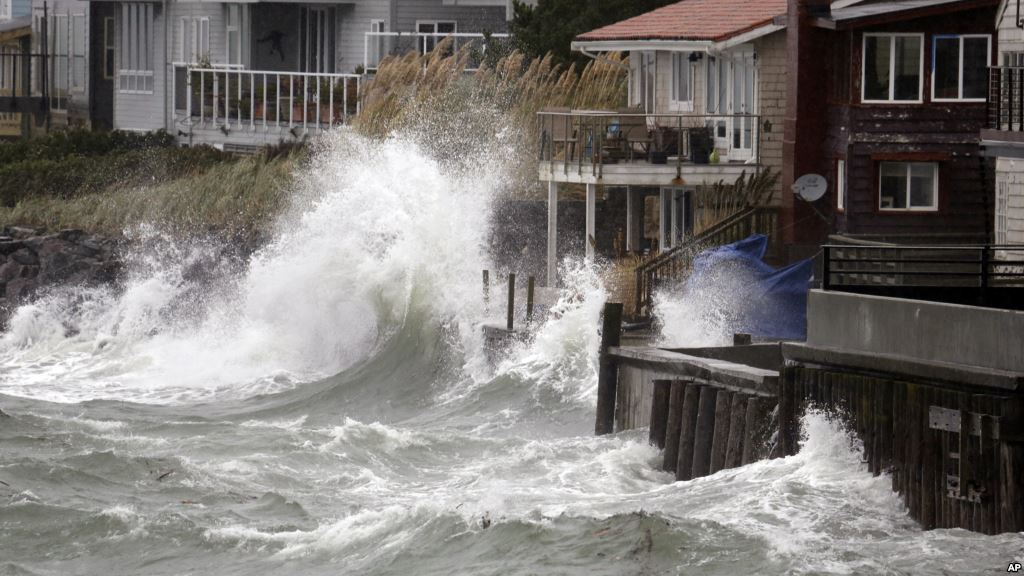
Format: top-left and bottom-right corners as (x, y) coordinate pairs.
(608, 346), (778, 395)
(782, 342), (1024, 391)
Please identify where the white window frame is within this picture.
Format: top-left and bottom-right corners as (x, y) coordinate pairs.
(862, 33), (924, 104)
(178, 16), (209, 64)
(931, 34), (991, 102)
(995, 175), (1009, 245)
(837, 158), (847, 211)
(415, 20), (456, 55)
(878, 161), (939, 212)
(368, 18), (386, 67)
(118, 3), (155, 95)
(70, 13), (85, 92)
(225, 4), (249, 67)
(670, 52), (693, 112)
(0, 0), (11, 21)
(103, 16), (115, 79)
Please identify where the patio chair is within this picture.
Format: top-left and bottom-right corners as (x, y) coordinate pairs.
(617, 113), (652, 161)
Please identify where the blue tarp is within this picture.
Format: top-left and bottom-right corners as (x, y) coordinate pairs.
(685, 234), (813, 340)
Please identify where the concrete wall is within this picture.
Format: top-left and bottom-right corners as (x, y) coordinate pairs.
(807, 289), (1024, 373)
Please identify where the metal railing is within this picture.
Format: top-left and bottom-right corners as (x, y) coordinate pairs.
(823, 244), (1024, 310)
(634, 206), (779, 318)
(0, 50), (82, 114)
(173, 65), (361, 137)
(987, 66), (1024, 131)
(363, 31), (512, 73)
(538, 110), (761, 180)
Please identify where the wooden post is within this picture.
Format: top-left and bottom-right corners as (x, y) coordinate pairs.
(649, 380), (673, 449)
(733, 333), (752, 346)
(690, 385), (718, 478)
(675, 384), (702, 480)
(594, 302), (623, 436)
(526, 276), (535, 323)
(662, 380), (688, 472)
(779, 366), (799, 457)
(742, 396), (766, 465)
(483, 270), (489, 310)
(506, 273), (515, 332)
(724, 393), (747, 469)
(709, 390), (732, 474)
(1000, 397), (1024, 533)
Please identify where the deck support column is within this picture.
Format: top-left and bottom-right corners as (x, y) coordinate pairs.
(547, 180), (558, 287)
(625, 186), (635, 253)
(659, 188), (669, 251)
(585, 182), (596, 261)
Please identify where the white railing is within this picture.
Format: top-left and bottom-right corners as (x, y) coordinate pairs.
(363, 31), (512, 73)
(174, 65), (361, 137)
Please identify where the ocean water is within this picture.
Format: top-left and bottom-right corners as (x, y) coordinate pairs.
(1, 132), (1022, 576)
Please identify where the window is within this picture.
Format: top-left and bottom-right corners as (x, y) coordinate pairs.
(0, 0), (10, 21)
(71, 14), (85, 91)
(631, 51), (655, 113)
(879, 161), (938, 211)
(103, 17), (115, 79)
(368, 19), (386, 67)
(706, 55), (728, 139)
(837, 159), (847, 211)
(225, 4), (249, 67)
(863, 33), (923, 103)
(933, 35), (990, 101)
(51, 14), (68, 94)
(1004, 51), (1024, 67)
(301, 7), (334, 73)
(178, 16), (209, 63)
(996, 176), (1009, 245)
(416, 20), (455, 55)
(670, 52), (693, 110)
(119, 3), (155, 94)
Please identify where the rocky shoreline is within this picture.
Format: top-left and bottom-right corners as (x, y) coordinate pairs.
(0, 227), (121, 327)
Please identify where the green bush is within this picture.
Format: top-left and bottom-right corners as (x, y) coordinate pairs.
(0, 129), (175, 165)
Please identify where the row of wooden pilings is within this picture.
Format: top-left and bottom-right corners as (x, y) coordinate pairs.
(778, 364), (1024, 535)
(648, 380), (774, 479)
(482, 270), (535, 331)
(594, 302), (1024, 534)
(594, 303), (776, 481)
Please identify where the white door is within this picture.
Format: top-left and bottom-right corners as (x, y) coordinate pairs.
(728, 53), (757, 161)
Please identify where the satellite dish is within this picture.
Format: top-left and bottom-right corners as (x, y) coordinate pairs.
(792, 173), (827, 202)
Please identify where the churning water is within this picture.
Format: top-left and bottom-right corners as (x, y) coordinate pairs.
(1, 131), (1021, 575)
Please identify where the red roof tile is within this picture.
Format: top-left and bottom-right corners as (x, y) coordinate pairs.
(576, 0), (788, 43)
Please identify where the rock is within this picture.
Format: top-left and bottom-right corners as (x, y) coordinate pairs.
(10, 248), (39, 266)
(0, 228), (121, 328)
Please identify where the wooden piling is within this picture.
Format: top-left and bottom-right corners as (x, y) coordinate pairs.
(526, 276), (535, 323)
(506, 273), (516, 331)
(482, 269), (489, 309)
(779, 366), (799, 457)
(690, 385), (718, 478)
(649, 380), (672, 449)
(724, 393), (747, 469)
(709, 390), (732, 474)
(741, 396), (763, 465)
(662, 380), (690, 472)
(1000, 397), (1024, 532)
(594, 302), (623, 436)
(675, 384), (702, 480)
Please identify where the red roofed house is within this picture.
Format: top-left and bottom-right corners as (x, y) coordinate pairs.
(539, 0), (788, 314)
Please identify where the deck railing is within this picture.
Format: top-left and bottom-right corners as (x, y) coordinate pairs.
(987, 66), (1024, 131)
(634, 206), (779, 318)
(538, 110), (761, 180)
(0, 50), (80, 114)
(363, 31), (512, 73)
(173, 65), (361, 137)
(823, 244), (1024, 310)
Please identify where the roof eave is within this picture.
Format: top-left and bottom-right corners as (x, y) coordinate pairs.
(818, 0), (1000, 30)
(572, 21), (785, 54)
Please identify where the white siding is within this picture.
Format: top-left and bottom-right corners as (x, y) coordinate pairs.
(996, 157), (1024, 245)
(392, 0), (506, 33)
(170, 2), (224, 65)
(338, 0), (390, 73)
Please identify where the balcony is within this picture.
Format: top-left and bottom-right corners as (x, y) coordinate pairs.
(363, 31), (512, 73)
(172, 66), (360, 150)
(537, 110), (761, 186)
(982, 66), (1024, 155)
